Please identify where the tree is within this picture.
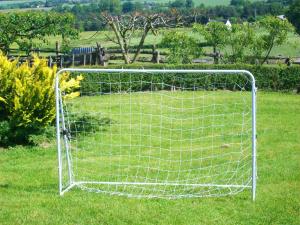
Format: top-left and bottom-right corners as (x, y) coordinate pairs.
(225, 23), (254, 63)
(98, 0), (121, 14)
(193, 22), (230, 64)
(287, 0), (300, 35)
(170, 0), (185, 8)
(230, 0), (247, 6)
(103, 13), (168, 64)
(0, 12), (78, 54)
(122, 1), (134, 13)
(251, 16), (295, 64)
(185, 0), (194, 9)
(161, 31), (200, 64)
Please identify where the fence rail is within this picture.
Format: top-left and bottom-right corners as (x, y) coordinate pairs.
(6, 43), (300, 67)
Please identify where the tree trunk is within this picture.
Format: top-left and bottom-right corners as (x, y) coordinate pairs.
(261, 37), (275, 65)
(109, 22), (131, 64)
(132, 27), (150, 63)
(213, 46), (219, 64)
(261, 44), (274, 65)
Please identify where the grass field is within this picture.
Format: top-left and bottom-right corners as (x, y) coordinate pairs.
(62, 86), (252, 198)
(28, 28), (300, 58)
(0, 91), (299, 224)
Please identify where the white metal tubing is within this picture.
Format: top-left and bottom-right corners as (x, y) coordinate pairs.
(55, 75), (63, 195)
(55, 68), (257, 199)
(59, 91), (73, 185)
(252, 80), (257, 201)
(75, 181), (251, 188)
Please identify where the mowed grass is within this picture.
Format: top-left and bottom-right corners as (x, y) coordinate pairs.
(64, 90), (252, 198)
(0, 91), (300, 224)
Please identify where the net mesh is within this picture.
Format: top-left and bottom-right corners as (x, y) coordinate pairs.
(58, 70), (253, 198)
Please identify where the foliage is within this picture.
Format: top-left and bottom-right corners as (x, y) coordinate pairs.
(251, 16), (295, 64)
(193, 22), (229, 63)
(122, 1), (143, 13)
(0, 53), (83, 146)
(224, 23), (254, 63)
(0, 11), (78, 54)
(51, 0), (292, 32)
(287, 0), (300, 35)
(80, 63), (300, 94)
(161, 31), (201, 64)
(68, 113), (115, 135)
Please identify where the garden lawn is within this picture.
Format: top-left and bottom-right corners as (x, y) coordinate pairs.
(0, 91), (299, 225)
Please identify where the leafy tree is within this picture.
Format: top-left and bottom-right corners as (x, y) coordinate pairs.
(122, 1), (143, 13)
(287, 0), (300, 35)
(251, 16), (295, 64)
(225, 23), (254, 63)
(193, 22), (230, 64)
(170, 0), (185, 8)
(122, 1), (134, 13)
(161, 31), (201, 64)
(0, 11), (78, 54)
(209, 5), (238, 18)
(185, 0), (194, 9)
(230, 0), (247, 6)
(98, 0), (122, 14)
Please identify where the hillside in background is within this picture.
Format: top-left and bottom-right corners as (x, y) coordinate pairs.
(150, 0), (265, 6)
(0, 0), (265, 7)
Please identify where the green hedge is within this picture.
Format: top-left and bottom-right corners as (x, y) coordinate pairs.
(76, 64), (300, 93)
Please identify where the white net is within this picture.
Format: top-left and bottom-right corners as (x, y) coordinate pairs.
(57, 69), (255, 199)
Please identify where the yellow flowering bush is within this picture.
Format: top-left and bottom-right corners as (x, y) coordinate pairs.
(0, 53), (82, 145)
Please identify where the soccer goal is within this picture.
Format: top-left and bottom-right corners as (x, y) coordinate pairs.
(55, 68), (257, 200)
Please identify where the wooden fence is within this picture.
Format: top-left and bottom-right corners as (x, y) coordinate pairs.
(6, 42), (300, 67)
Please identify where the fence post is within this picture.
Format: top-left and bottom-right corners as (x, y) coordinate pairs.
(72, 54), (75, 67)
(96, 42), (105, 66)
(151, 45), (160, 64)
(151, 50), (160, 64)
(55, 41), (60, 68)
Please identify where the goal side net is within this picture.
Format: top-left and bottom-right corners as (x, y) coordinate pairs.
(55, 69), (257, 200)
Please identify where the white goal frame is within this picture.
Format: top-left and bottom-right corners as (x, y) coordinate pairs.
(55, 68), (257, 200)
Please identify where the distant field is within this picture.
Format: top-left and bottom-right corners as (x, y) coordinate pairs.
(147, 0), (264, 6)
(0, 0), (44, 5)
(153, 0), (232, 6)
(26, 28), (300, 58)
(0, 0), (264, 7)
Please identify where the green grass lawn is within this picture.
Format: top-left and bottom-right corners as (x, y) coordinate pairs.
(0, 91), (299, 224)
(62, 89), (252, 198)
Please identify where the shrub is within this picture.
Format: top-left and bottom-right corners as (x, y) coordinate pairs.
(161, 31), (201, 64)
(0, 53), (83, 146)
(82, 64), (300, 93)
(68, 113), (115, 136)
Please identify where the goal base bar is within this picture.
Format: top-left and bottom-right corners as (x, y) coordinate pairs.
(60, 181), (251, 196)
